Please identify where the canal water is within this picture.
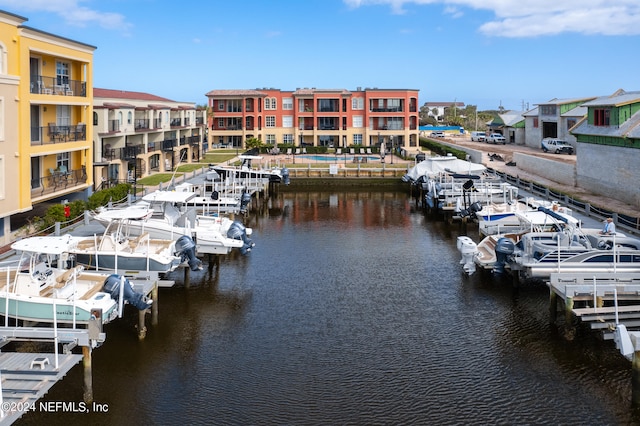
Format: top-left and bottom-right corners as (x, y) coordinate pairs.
(19, 190), (640, 425)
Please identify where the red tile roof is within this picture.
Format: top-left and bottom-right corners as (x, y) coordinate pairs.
(94, 88), (175, 102)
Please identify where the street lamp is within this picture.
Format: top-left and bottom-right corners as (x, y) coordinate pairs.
(390, 135), (394, 165)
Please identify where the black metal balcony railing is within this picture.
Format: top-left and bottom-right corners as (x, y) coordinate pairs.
(122, 145), (142, 159)
(32, 167), (88, 197)
(135, 119), (150, 130)
(162, 139), (176, 151)
(29, 75), (86, 97)
(153, 119), (162, 128)
(188, 136), (200, 145)
(179, 136), (189, 146)
(170, 118), (182, 127)
(195, 117), (205, 125)
(31, 124), (86, 145)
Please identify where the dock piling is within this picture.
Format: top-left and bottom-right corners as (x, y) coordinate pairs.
(82, 345), (93, 404)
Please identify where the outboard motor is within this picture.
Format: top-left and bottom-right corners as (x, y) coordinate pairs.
(493, 237), (515, 274)
(281, 167), (290, 185)
(211, 190), (219, 200)
(174, 235), (203, 271)
(457, 236), (478, 275)
(227, 221), (255, 254)
(102, 274), (152, 310)
(239, 191), (252, 214)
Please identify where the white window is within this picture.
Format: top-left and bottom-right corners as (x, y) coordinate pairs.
(57, 152), (70, 170)
(55, 61), (70, 86)
(352, 116), (363, 128)
(57, 105), (71, 126)
(218, 100), (224, 110)
(266, 116), (276, 127)
(265, 97), (277, 110)
(352, 97), (364, 110)
(217, 118), (224, 128)
(266, 134), (276, 144)
(353, 134), (362, 145)
(282, 116), (293, 128)
(127, 111), (132, 124)
(283, 98), (293, 110)
(283, 134), (294, 144)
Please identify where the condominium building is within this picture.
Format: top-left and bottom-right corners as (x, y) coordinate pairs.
(205, 87), (420, 152)
(0, 10), (95, 245)
(93, 89), (206, 186)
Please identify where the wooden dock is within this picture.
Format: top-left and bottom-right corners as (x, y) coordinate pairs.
(548, 272), (640, 339)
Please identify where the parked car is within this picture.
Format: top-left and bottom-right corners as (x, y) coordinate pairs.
(470, 131), (486, 142)
(541, 138), (574, 154)
(486, 133), (506, 144)
(430, 131), (446, 138)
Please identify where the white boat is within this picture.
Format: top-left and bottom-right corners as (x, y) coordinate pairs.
(475, 198), (574, 237)
(172, 181), (244, 214)
(507, 220), (640, 280)
(92, 190), (255, 255)
(212, 154), (290, 185)
(457, 206), (581, 275)
(0, 236), (151, 325)
(68, 208), (202, 273)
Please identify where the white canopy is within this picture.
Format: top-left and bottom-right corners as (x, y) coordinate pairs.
(142, 190), (196, 204)
(405, 156), (486, 181)
(12, 235), (77, 255)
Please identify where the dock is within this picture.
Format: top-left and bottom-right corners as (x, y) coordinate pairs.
(0, 325), (106, 425)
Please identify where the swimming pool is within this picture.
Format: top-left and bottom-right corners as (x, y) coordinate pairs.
(299, 154), (380, 162)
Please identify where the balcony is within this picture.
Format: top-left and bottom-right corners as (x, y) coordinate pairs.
(188, 136), (200, 146)
(162, 139), (176, 152)
(31, 124), (86, 145)
(30, 75), (86, 97)
(135, 119), (150, 130)
(122, 145), (142, 160)
(170, 118), (183, 127)
(31, 167), (88, 198)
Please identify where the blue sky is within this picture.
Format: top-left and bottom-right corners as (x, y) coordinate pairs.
(2, 0), (639, 111)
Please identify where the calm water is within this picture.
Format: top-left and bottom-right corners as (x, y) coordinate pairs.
(19, 190), (640, 425)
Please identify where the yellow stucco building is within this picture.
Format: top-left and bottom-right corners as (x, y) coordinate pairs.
(0, 10), (95, 245)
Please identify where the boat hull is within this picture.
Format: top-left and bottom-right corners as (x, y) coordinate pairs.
(73, 253), (181, 273)
(0, 292), (118, 325)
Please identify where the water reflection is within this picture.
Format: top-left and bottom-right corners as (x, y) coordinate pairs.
(18, 190), (638, 425)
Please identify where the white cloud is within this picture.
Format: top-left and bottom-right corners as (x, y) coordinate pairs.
(344, 0), (640, 36)
(0, 0), (132, 32)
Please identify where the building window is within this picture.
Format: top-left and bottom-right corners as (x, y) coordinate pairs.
(218, 100), (224, 110)
(283, 134), (293, 144)
(265, 98), (277, 110)
(266, 134), (276, 145)
(282, 116), (293, 128)
(57, 152), (70, 170)
(55, 61), (70, 86)
(533, 118), (539, 128)
(352, 97), (364, 110)
(567, 118), (576, 130)
(266, 116), (275, 127)
(353, 134), (363, 145)
(540, 105), (556, 116)
(283, 98), (293, 110)
(353, 116), (363, 128)
(217, 118), (224, 128)
(594, 108), (610, 126)
(127, 111), (132, 124)
(93, 111), (98, 125)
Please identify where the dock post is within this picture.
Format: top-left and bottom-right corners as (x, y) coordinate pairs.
(563, 296), (576, 340)
(151, 283), (158, 326)
(184, 267), (190, 289)
(82, 346), (93, 404)
(137, 309), (147, 340)
(633, 352), (640, 406)
(549, 291), (558, 324)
